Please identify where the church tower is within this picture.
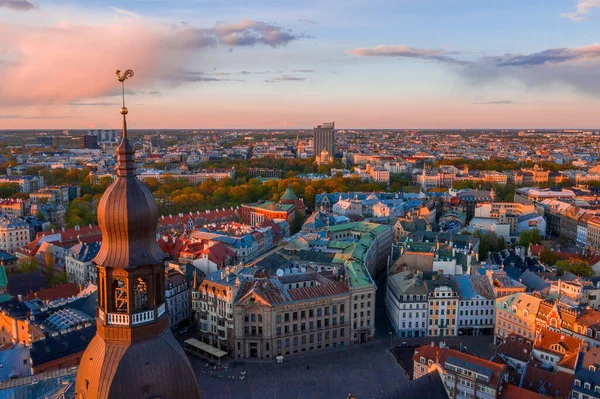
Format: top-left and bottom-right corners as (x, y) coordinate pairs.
(75, 70), (201, 399)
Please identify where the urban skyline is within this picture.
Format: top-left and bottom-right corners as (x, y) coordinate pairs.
(1, 0), (600, 129)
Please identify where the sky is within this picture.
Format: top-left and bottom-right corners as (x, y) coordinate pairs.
(0, 0), (600, 129)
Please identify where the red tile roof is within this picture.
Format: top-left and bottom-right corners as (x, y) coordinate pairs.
(529, 245), (545, 257)
(522, 367), (573, 399)
(497, 334), (534, 362)
(500, 384), (548, 399)
(576, 308), (600, 329)
(414, 344), (506, 386)
(27, 283), (80, 302)
(157, 236), (187, 257)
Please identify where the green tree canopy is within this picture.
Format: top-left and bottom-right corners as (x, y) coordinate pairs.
(555, 259), (593, 277)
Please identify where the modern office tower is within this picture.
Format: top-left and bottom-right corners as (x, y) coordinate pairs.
(313, 122), (335, 164)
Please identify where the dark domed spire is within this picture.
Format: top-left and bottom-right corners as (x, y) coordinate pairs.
(76, 70), (200, 399)
(93, 72), (164, 268)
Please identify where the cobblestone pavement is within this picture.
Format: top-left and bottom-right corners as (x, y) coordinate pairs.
(190, 339), (409, 399)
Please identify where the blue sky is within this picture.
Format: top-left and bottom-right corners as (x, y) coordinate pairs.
(0, 0), (599, 128)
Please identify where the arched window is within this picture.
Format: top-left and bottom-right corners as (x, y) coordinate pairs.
(134, 278), (149, 311)
(113, 278), (127, 312)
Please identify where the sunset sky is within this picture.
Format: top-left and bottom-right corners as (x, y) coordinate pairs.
(1, 0), (600, 129)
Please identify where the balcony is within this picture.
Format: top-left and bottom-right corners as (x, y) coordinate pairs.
(107, 313), (130, 326)
(132, 310), (155, 326)
(105, 303), (167, 326)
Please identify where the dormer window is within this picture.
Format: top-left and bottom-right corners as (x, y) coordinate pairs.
(575, 380), (581, 387)
(585, 383), (591, 390)
(523, 310), (529, 318)
(428, 360), (433, 366)
(420, 357), (426, 364)
(590, 365), (597, 372)
(588, 330), (593, 337)
(550, 343), (566, 354)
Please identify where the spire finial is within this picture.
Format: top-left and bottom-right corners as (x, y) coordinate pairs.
(115, 69), (136, 177)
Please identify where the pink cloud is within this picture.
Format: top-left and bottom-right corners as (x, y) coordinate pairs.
(0, 21), (167, 104)
(0, 18), (306, 105)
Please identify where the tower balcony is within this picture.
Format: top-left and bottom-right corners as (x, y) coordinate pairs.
(102, 302), (168, 327)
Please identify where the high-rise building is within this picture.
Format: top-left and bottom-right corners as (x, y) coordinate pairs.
(75, 72), (201, 399)
(80, 134), (99, 149)
(313, 122), (335, 164)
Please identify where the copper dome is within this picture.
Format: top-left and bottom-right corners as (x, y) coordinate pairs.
(93, 136), (165, 268)
(76, 328), (201, 398)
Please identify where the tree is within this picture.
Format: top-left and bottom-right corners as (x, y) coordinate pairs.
(555, 259), (593, 277)
(291, 211), (305, 235)
(518, 229), (542, 250)
(473, 230), (506, 261)
(45, 250), (55, 284)
(540, 247), (559, 266)
(17, 256), (38, 273)
(35, 210), (46, 222)
(0, 183), (20, 198)
(50, 272), (68, 287)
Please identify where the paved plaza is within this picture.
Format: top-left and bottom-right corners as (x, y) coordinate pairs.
(190, 339), (409, 399)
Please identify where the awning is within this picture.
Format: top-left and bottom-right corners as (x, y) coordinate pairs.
(184, 338), (228, 358)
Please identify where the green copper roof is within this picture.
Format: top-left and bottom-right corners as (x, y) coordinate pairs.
(0, 266), (10, 303)
(246, 201), (295, 212)
(280, 186), (299, 201)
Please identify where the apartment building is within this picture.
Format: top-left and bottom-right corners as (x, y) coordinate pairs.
(425, 274), (459, 337)
(65, 242), (100, 285)
(165, 266), (192, 329)
(495, 292), (541, 344)
(386, 271), (428, 338)
(455, 275), (496, 336)
(194, 267), (244, 353)
(413, 343), (506, 399)
(0, 215), (29, 254)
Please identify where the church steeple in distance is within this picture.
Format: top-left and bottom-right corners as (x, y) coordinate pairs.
(75, 70), (201, 399)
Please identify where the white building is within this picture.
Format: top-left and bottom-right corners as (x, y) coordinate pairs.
(332, 198), (362, 217)
(455, 275), (496, 336)
(383, 162), (408, 175)
(386, 271), (428, 337)
(65, 242), (100, 286)
(165, 266), (192, 329)
(0, 214), (29, 254)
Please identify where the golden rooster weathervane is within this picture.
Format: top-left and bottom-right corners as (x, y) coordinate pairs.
(115, 69), (134, 113)
(115, 69), (134, 139)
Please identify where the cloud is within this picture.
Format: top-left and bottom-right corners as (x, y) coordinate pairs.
(173, 19), (308, 49)
(0, 115), (75, 119)
(110, 6), (141, 18)
(0, 0), (37, 11)
(471, 100), (518, 105)
(561, 0), (600, 21)
(239, 70), (272, 75)
(484, 44), (600, 66)
(348, 45), (467, 65)
(349, 42), (600, 96)
(0, 19), (304, 105)
(265, 75), (307, 82)
(291, 69), (314, 73)
(67, 102), (120, 106)
(169, 70), (244, 82)
(298, 17), (318, 25)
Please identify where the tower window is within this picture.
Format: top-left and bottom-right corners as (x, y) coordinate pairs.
(114, 278), (128, 312)
(134, 278), (149, 311)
